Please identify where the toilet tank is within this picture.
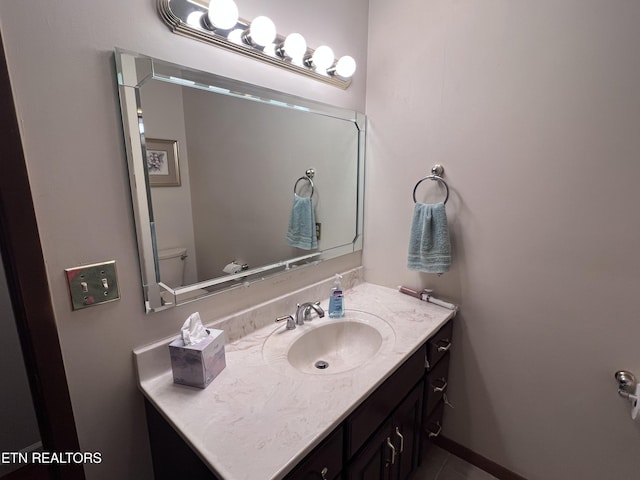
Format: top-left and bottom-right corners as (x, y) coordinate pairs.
(157, 247), (187, 288)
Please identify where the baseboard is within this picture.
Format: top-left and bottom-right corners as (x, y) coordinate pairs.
(435, 436), (528, 480)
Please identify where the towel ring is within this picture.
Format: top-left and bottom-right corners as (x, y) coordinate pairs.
(294, 169), (315, 198)
(412, 175), (449, 204)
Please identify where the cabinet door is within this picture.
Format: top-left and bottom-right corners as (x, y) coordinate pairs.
(348, 382), (423, 480)
(285, 427), (343, 480)
(391, 383), (423, 480)
(347, 419), (394, 480)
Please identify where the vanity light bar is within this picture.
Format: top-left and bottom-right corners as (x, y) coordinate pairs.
(157, 0), (355, 89)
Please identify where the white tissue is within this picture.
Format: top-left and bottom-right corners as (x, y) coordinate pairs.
(181, 312), (209, 346)
(223, 261), (243, 274)
(632, 384), (640, 421)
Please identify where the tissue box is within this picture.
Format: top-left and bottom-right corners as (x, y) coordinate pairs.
(169, 328), (226, 389)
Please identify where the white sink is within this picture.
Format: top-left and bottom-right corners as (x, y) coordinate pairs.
(262, 310), (395, 375)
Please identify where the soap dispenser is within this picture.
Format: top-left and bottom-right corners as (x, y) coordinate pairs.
(328, 274), (345, 318)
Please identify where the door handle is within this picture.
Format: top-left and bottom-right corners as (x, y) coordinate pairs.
(432, 378), (448, 393)
(437, 340), (451, 352)
(394, 426), (404, 453)
(386, 437), (397, 465)
(428, 422), (442, 438)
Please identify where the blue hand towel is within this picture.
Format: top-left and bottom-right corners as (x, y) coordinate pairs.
(407, 202), (451, 273)
(287, 194), (318, 250)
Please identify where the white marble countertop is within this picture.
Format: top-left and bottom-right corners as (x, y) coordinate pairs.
(134, 281), (456, 480)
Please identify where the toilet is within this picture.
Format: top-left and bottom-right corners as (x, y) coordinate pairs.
(157, 247), (206, 303)
(157, 247), (188, 288)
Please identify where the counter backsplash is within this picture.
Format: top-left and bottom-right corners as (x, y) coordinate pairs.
(134, 267), (363, 382)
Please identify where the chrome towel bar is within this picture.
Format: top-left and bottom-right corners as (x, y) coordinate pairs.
(294, 168), (315, 198)
(412, 164), (449, 204)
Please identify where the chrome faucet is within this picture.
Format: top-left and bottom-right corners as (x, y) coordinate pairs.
(295, 301), (325, 325)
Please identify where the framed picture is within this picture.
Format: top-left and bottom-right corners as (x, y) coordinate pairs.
(145, 138), (181, 187)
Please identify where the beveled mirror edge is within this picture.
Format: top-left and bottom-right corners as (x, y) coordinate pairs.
(115, 48), (366, 313)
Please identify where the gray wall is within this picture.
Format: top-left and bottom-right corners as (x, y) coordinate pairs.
(0, 1), (368, 479)
(365, 1), (640, 479)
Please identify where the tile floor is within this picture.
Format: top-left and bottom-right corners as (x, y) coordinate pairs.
(411, 445), (499, 480)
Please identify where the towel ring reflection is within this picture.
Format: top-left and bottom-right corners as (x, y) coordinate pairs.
(294, 168), (315, 198)
(412, 175), (449, 204)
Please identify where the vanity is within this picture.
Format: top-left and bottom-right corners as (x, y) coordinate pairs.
(134, 277), (455, 480)
(117, 48), (454, 480)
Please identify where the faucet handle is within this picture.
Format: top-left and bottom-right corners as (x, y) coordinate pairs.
(275, 315), (295, 330)
(303, 301), (323, 321)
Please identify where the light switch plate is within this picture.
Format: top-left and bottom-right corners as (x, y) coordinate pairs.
(65, 261), (120, 311)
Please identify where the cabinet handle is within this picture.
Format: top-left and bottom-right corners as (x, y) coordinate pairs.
(437, 340), (451, 352)
(432, 378), (448, 393)
(394, 427), (404, 453)
(320, 467), (328, 480)
(428, 422), (442, 438)
(386, 437), (397, 465)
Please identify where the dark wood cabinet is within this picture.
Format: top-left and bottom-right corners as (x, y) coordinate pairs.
(345, 346), (425, 458)
(346, 384), (422, 480)
(391, 384), (422, 479)
(424, 353), (450, 416)
(345, 420), (392, 480)
(420, 321), (453, 457)
(425, 320), (452, 370)
(284, 427), (343, 480)
(144, 399), (222, 480)
(345, 317), (455, 480)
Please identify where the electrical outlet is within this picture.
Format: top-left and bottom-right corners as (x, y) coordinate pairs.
(65, 261), (120, 311)
(316, 222), (321, 241)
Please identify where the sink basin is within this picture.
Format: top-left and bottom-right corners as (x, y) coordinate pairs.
(263, 310), (395, 375)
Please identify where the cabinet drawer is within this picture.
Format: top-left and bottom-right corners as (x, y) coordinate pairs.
(423, 401), (444, 442)
(424, 353), (450, 417)
(285, 426), (343, 480)
(346, 345), (425, 458)
(426, 321), (453, 370)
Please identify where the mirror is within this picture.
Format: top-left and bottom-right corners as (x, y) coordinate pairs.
(115, 49), (365, 312)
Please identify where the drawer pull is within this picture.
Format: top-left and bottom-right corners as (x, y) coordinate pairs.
(320, 467), (328, 480)
(437, 340), (451, 352)
(432, 378), (448, 393)
(386, 437), (397, 465)
(428, 422), (442, 438)
(395, 427), (404, 453)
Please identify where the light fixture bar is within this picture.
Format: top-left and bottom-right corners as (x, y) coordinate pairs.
(157, 0), (353, 89)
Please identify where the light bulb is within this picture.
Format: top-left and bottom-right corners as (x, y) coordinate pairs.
(335, 55), (357, 78)
(249, 16), (276, 47)
(207, 0), (239, 30)
(186, 11), (204, 28)
(263, 43), (277, 57)
(282, 33), (307, 62)
(311, 45), (334, 71)
(227, 29), (243, 45)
